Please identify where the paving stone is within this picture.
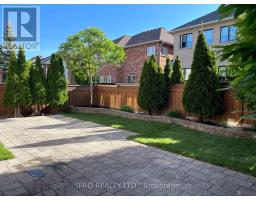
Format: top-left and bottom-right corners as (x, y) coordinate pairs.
(236, 187), (256, 196)
(0, 115), (256, 196)
(181, 183), (212, 196)
(222, 182), (240, 192)
(3, 187), (28, 196)
(208, 185), (234, 196)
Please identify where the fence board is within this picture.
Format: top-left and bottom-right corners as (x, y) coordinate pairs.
(0, 83), (254, 125)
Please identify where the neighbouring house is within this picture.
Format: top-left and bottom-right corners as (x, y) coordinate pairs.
(170, 10), (236, 81)
(30, 56), (74, 84)
(99, 27), (174, 84)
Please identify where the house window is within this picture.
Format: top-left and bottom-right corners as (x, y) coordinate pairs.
(161, 47), (168, 56)
(147, 46), (155, 57)
(106, 75), (112, 83)
(220, 25), (237, 43)
(180, 33), (192, 48)
(218, 66), (227, 78)
(99, 76), (104, 83)
(128, 74), (136, 83)
(183, 68), (191, 80)
(203, 29), (213, 45)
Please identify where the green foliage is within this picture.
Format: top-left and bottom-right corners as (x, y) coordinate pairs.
(170, 56), (184, 84)
(4, 47), (32, 116)
(46, 54), (68, 107)
(167, 111), (183, 119)
(59, 27), (126, 104)
(163, 58), (172, 85)
(120, 105), (134, 113)
(16, 47), (32, 108)
(218, 5), (256, 111)
(29, 56), (46, 105)
(182, 33), (223, 120)
(0, 25), (13, 82)
(3, 52), (18, 108)
(138, 56), (167, 114)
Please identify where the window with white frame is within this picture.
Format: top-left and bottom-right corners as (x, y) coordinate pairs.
(180, 33), (193, 48)
(99, 76), (104, 83)
(161, 46), (168, 56)
(128, 74), (136, 83)
(147, 46), (155, 57)
(106, 75), (112, 83)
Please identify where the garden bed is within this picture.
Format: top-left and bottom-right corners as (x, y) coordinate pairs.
(69, 106), (256, 139)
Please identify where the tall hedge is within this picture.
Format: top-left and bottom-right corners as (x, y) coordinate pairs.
(164, 58), (172, 85)
(3, 51), (18, 109)
(16, 47), (32, 115)
(171, 56), (184, 84)
(46, 54), (68, 108)
(182, 32), (223, 121)
(29, 56), (46, 113)
(138, 56), (167, 114)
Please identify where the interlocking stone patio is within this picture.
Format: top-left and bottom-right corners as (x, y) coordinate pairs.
(0, 115), (256, 196)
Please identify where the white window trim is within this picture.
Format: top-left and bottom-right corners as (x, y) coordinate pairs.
(147, 46), (156, 57)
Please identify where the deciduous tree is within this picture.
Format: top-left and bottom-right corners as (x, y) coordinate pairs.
(59, 27), (125, 106)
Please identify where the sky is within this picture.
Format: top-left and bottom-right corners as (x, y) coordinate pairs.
(0, 4), (219, 59)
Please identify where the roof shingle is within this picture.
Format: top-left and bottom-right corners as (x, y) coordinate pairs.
(114, 27), (173, 48)
(171, 10), (234, 32)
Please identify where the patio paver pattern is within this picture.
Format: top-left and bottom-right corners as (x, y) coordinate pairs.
(0, 115), (256, 196)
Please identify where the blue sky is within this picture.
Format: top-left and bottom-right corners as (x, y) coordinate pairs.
(0, 4), (219, 59)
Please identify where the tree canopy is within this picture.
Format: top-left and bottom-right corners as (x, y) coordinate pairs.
(218, 4), (256, 111)
(59, 27), (126, 105)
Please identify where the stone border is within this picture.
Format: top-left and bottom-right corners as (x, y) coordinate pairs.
(69, 106), (256, 139)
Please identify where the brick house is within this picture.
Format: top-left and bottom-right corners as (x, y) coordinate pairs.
(170, 10), (236, 80)
(99, 27), (174, 84)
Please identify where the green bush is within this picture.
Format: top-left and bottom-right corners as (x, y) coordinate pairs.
(120, 105), (134, 113)
(170, 56), (184, 84)
(138, 56), (167, 114)
(182, 32), (223, 122)
(167, 111), (183, 119)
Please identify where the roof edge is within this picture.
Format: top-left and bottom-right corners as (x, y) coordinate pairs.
(170, 17), (234, 33)
(124, 40), (173, 48)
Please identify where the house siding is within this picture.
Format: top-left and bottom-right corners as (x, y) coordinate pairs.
(172, 18), (235, 69)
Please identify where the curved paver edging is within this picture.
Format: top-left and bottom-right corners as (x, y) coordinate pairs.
(68, 106), (256, 139)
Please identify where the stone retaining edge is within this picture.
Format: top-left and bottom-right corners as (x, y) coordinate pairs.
(69, 106), (256, 139)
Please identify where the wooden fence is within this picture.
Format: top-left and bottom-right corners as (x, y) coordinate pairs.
(67, 84), (254, 125)
(0, 83), (254, 124)
(0, 84), (12, 117)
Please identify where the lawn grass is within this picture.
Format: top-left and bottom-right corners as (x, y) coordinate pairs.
(65, 112), (256, 176)
(0, 142), (14, 161)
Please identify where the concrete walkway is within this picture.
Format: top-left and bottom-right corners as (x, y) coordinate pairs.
(0, 115), (255, 196)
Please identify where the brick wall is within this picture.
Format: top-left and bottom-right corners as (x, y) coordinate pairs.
(99, 42), (173, 83)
